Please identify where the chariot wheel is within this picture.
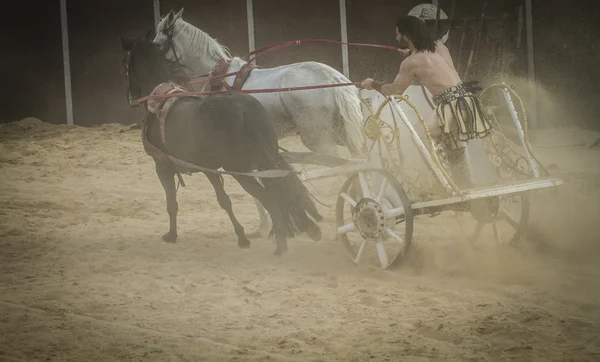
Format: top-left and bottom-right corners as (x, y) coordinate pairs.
(454, 193), (530, 246)
(454, 129), (533, 246)
(335, 169), (413, 269)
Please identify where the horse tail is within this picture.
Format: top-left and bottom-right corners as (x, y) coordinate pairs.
(257, 146), (323, 242)
(333, 83), (367, 157)
(264, 155), (323, 241)
(238, 92), (323, 241)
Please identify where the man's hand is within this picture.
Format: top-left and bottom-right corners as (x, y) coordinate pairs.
(360, 78), (374, 90)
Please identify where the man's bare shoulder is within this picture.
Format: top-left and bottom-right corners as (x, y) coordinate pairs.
(434, 41), (456, 68)
(400, 52), (422, 70)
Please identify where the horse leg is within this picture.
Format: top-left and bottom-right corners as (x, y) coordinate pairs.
(248, 197), (272, 238)
(155, 161), (179, 243)
(297, 126), (340, 157)
(247, 173), (272, 238)
(204, 172), (251, 249)
(232, 175), (288, 256)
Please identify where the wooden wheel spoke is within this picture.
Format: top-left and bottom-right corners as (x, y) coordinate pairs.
(340, 192), (357, 208)
(358, 172), (372, 198)
(355, 240), (367, 264)
(336, 170), (414, 270)
(375, 242), (390, 269)
(337, 222), (355, 235)
(375, 178), (389, 204)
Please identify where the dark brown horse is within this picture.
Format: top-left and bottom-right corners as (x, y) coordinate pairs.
(121, 35), (322, 256)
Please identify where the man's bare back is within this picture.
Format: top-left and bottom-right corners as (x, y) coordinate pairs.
(361, 15), (492, 144)
(415, 42), (462, 95)
(390, 41), (462, 97)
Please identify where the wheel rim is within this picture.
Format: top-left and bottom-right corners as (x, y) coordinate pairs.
(335, 169), (413, 269)
(455, 193), (530, 245)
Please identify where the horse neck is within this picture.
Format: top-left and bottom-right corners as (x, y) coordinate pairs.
(172, 20), (232, 76)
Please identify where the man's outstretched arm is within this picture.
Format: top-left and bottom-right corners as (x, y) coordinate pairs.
(361, 58), (415, 96)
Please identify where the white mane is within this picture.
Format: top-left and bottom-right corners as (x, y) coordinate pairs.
(173, 19), (232, 64)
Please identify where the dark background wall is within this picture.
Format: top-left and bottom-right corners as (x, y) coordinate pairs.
(3, 0), (599, 131)
(254, 0), (342, 70)
(67, 0), (154, 127)
(3, 0), (65, 124)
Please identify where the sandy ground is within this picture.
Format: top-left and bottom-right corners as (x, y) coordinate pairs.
(1, 117), (599, 361)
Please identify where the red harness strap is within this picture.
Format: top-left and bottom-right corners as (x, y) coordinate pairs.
(146, 82), (193, 146)
(231, 62), (256, 90)
(207, 59), (256, 92)
(209, 60), (231, 91)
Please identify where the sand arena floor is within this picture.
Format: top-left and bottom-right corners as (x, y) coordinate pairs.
(1, 118), (599, 361)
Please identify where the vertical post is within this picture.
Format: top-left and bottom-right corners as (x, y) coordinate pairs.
(503, 88), (541, 178)
(525, 0), (538, 131)
(153, 0), (161, 28)
(339, 0), (349, 78)
(246, 0), (255, 53)
(60, 0), (73, 125)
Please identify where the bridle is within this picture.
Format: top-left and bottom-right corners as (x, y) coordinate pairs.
(162, 22), (181, 65)
(122, 41), (143, 108)
(159, 21), (205, 80)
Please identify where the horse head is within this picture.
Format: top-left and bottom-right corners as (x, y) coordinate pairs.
(120, 32), (187, 108)
(153, 8), (184, 53)
(120, 34), (161, 107)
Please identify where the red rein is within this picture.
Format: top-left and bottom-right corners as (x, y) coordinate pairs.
(131, 38), (435, 108)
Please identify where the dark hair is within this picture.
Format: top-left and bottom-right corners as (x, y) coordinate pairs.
(396, 15), (436, 52)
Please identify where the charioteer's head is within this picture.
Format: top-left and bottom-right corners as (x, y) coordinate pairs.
(395, 15), (436, 53)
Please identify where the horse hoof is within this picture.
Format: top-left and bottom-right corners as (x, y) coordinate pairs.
(162, 232), (178, 243)
(306, 223), (322, 242)
(238, 237), (251, 249)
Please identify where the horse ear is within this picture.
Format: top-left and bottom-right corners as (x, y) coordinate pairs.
(166, 10), (175, 26)
(174, 8), (184, 19)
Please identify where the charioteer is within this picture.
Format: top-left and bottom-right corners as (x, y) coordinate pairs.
(360, 15), (492, 152)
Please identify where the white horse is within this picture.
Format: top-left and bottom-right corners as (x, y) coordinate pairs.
(153, 9), (368, 236)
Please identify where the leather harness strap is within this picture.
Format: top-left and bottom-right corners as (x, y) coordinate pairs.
(232, 62), (256, 90)
(147, 82), (193, 145)
(209, 60), (231, 91)
(208, 59), (256, 91)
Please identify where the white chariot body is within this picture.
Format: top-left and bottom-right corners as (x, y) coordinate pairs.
(296, 83), (563, 269)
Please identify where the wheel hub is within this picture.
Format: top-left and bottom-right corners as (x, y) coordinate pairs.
(352, 198), (391, 241)
(469, 197), (500, 223)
